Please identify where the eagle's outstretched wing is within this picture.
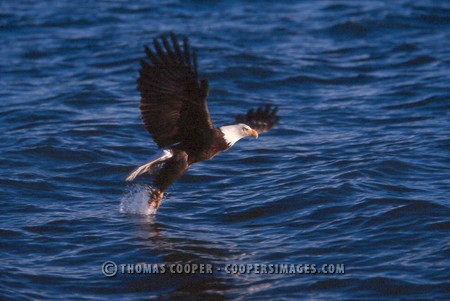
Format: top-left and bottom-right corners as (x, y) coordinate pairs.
(235, 104), (280, 133)
(138, 34), (214, 148)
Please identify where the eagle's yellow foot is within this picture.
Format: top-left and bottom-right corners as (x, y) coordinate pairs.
(149, 189), (164, 210)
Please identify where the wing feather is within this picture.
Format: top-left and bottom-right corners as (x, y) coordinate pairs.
(171, 34), (183, 64)
(183, 37), (191, 68)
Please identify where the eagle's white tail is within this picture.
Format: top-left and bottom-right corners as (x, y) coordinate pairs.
(126, 149), (173, 181)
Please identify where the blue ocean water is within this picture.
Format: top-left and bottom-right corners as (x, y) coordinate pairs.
(1, 0), (449, 300)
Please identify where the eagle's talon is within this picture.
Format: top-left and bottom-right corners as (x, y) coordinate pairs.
(149, 189), (164, 210)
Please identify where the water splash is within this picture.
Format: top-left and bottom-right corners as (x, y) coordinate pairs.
(119, 184), (157, 215)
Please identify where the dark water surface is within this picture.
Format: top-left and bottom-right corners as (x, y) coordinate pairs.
(1, 1), (449, 300)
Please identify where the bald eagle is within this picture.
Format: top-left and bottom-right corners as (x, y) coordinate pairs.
(127, 34), (279, 211)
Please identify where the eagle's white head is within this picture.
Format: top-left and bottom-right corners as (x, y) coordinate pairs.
(219, 123), (258, 147)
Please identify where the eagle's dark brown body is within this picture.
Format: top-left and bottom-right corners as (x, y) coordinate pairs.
(154, 129), (230, 192)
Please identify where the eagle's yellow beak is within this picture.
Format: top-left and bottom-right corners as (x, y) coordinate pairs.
(250, 129), (259, 139)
